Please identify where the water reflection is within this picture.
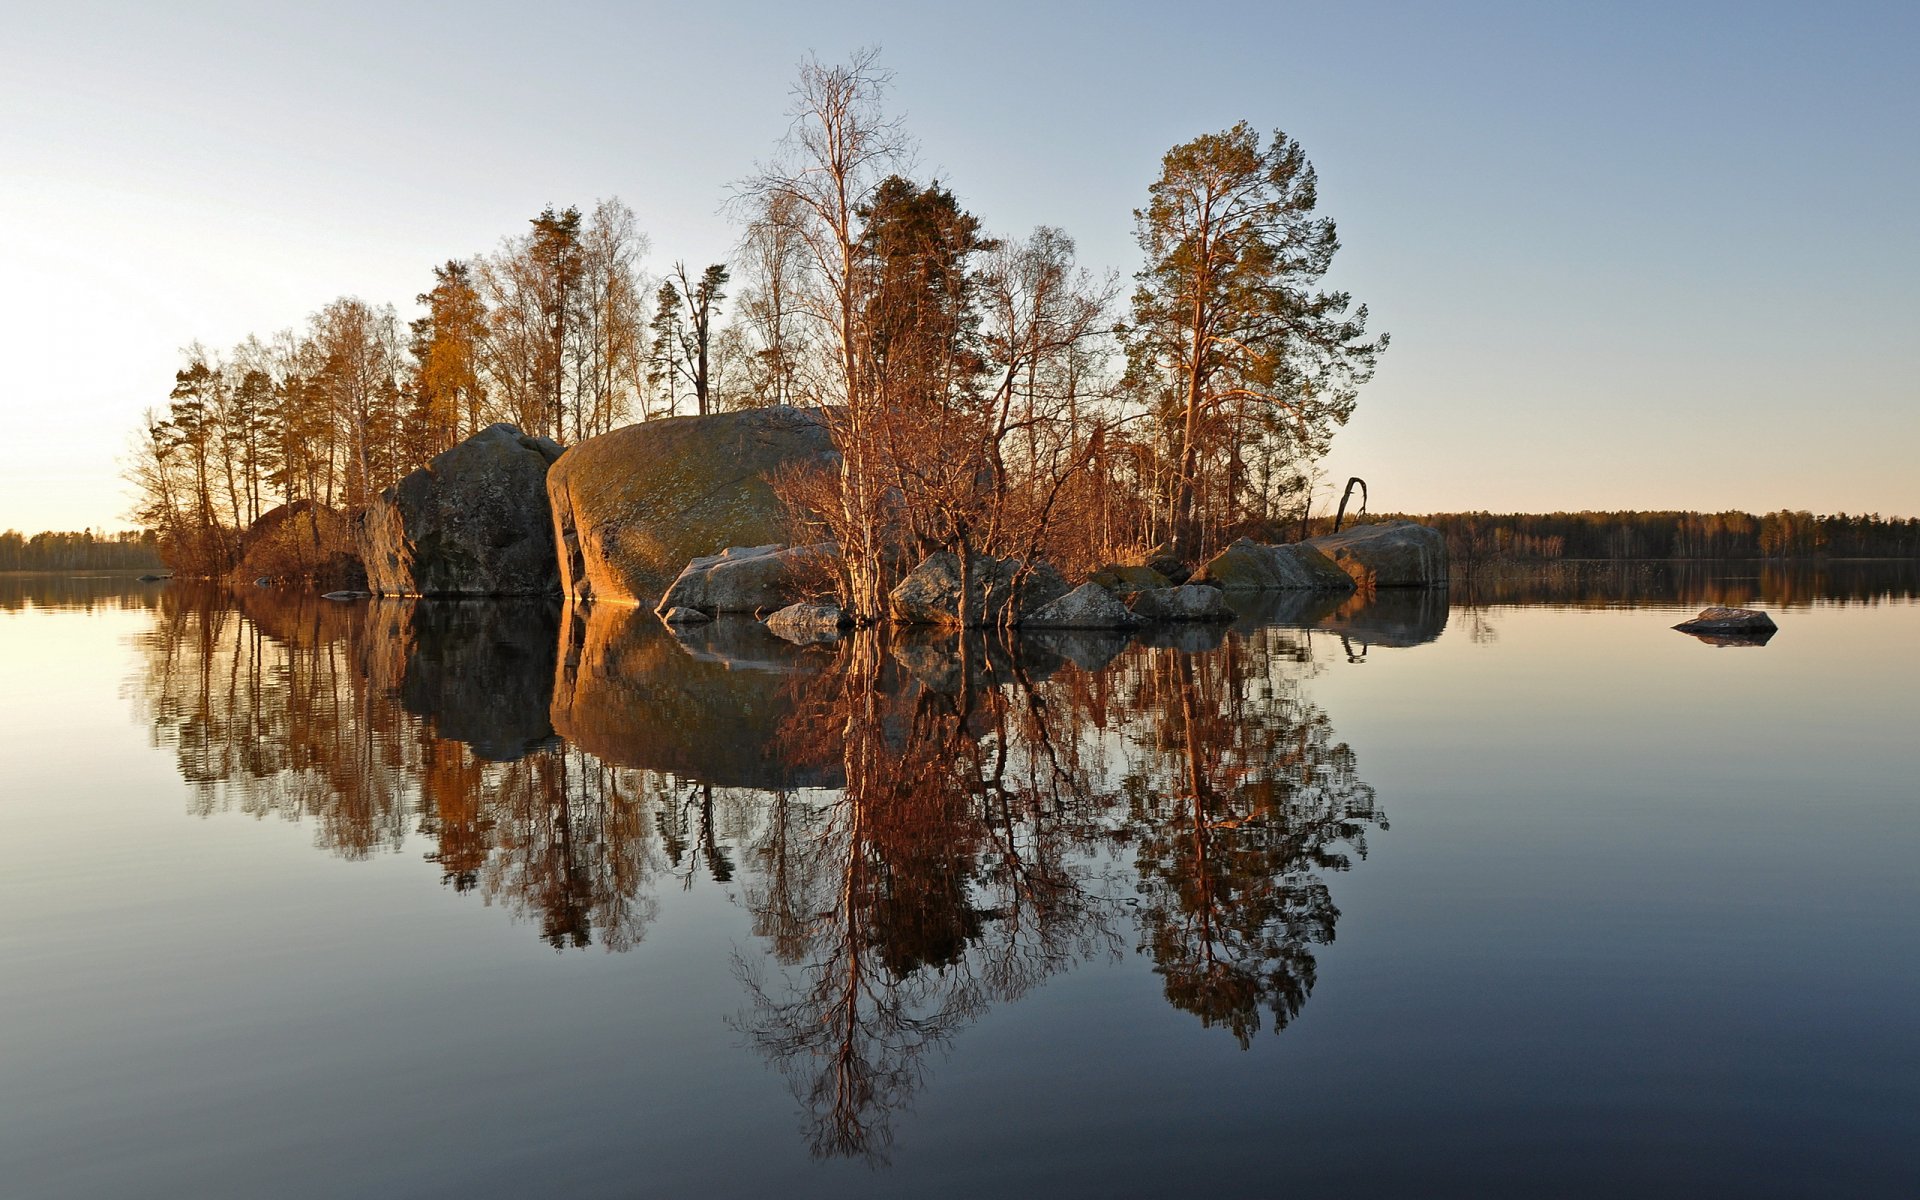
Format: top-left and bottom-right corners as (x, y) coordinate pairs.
(127, 585), (1386, 1160)
(1454, 558), (1920, 609)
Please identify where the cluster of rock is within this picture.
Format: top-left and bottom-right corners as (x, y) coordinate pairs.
(224, 410), (1451, 659)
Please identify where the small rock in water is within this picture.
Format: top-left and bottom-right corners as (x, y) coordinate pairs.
(321, 590), (371, 601)
(137, 574), (168, 583)
(765, 601), (851, 644)
(1673, 606), (1777, 634)
(660, 606), (713, 625)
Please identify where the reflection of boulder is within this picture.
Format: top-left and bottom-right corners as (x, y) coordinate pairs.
(1681, 628), (1777, 648)
(230, 500), (364, 589)
(1223, 590), (1349, 631)
(890, 553), (1070, 627)
(1193, 538), (1354, 592)
(666, 616), (827, 672)
(546, 407), (839, 608)
(384, 600), (562, 760)
(552, 604), (841, 789)
(1313, 589), (1450, 648)
(1303, 520), (1448, 588)
(890, 629), (1063, 695)
(359, 424), (564, 595)
(1132, 621), (1229, 653)
(1022, 629), (1133, 673)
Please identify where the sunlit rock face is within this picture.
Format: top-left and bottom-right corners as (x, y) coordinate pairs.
(229, 499), (364, 590)
(1303, 520), (1449, 588)
(545, 407), (839, 608)
(359, 424), (564, 596)
(550, 603), (842, 790)
(656, 542), (836, 616)
(888, 552), (1070, 627)
(1192, 538), (1355, 592)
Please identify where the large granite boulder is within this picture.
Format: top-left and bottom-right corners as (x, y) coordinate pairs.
(655, 542), (836, 615)
(1128, 584), (1235, 623)
(359, 424), (563, 596)
(229, 500), (364, 590)
(1021, 582), (1141, 630)
(1192, 537), (1356, 592)
(545, 406), (839, 607)
(888, 552), (1071, 628)
(1304, 520), (1449, 588)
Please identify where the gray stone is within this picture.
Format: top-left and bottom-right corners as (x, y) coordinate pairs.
(1021, 582), (1141, 630)
(1192, 537), (1356, 591)
(765, 601), (851, 644)
(1303, 520), (1449, 588)
(358, 423), (564, 596)
(888, 552), (1070, 627)
(1673, 606), (1777, 634)
(656, 542), (836, 615)
(1127, 584), (1235, 623)
(660, 606), (712, 625)
(545, 406), (840, 607)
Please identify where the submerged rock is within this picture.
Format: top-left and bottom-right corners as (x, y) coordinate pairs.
(545, 406), (839, 607)
(359, 423), (564, 596)
(889, 552), (1070, 627)
(1673, 606), (1777, 635)
(1192, 538), (1356, 591)
(1304, 520), (1449, 588)
(659, 606), (712, 625)
(765, 601), (851, 644)
(656, 542), (835, 615)
(1022, 582), (1141, 630)
(1128, 584), (1235, 623)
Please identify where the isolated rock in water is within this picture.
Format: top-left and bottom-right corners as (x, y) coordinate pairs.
(1673, 606), (1777, 634)
(1192, 537), (1356, 592)
(1086, 564), (1172, 595)
(1021, 582), (1141, 630)
(659, 606), (712, 625)
(1127, 584), (1235, 623)
(656, 542), (836, 615)
(229, 500), (365, 590)
(545, 406), (839, 607)
(359, 423), (563, 595)
(889, 552), (1070, 627)
(1304, 520), (1449, 588)
(137, 574), (169, 582)
(765, 601), (851, 644)
(320, 590), (371, 602)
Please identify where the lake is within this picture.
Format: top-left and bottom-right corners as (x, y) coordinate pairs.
(2, 565), (1916, 1198)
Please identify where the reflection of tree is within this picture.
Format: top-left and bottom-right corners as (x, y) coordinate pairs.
(1117, 637), (1382, 1047)
(738, 631), (1122, 1162)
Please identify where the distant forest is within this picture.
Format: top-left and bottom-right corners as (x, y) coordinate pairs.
(1385, 509), (1920, 562)
(1, 529), (161, 572)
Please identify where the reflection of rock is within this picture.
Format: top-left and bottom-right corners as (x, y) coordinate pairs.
(657, 543), (835, 615)
(891, 629), (1062, 695)
(1314, 588), (1450, 647)
(1192, 538), (1354, 592)
(1223, 590), (1349, 630)
(667, 616), (824, 672)
(1023, 629), (1132, 673)
(230, 500), (364, 589)
(1022, 582), (1140, 630)
(889, 553), (1070, 627)
(1128, 584), (1234, 623)
(660, 606), (711, 625)
(380, 600), (562, 760)
(546, 407), (839, 607)
(766, 601), (850, 644)
(552, 604), (841, 789)
(1681, 629), (1778, 648)
(359, 424), (564, 595)
(1673, 606), (1776, 634)
(1304, 520), (1448, 588)
(1133, 621), (1229, 653)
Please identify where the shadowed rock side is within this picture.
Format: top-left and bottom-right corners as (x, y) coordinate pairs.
(359, 424), (564, 595)
(229, 500), (365, 590)
(551, 603), (844, 790)
(1304, 519), (1449, 588)
(889, 552), (1071, 627)
(546, 407), (840, 607)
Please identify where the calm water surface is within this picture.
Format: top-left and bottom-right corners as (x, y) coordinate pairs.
(1, 567), (1915, 1198)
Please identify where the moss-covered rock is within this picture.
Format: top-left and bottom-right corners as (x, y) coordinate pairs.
(1191, 537), (1355, 591)
(1303, 520), (1449, 588)
(546, 406), (839, 608)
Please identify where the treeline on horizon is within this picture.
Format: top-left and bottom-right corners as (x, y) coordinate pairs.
(1386, 509), (1920, 562)
(0, 529), (160, 572)
(126, 48), (1387, 604)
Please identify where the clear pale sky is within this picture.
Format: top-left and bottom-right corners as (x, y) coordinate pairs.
(3, 0), (1914, 533)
